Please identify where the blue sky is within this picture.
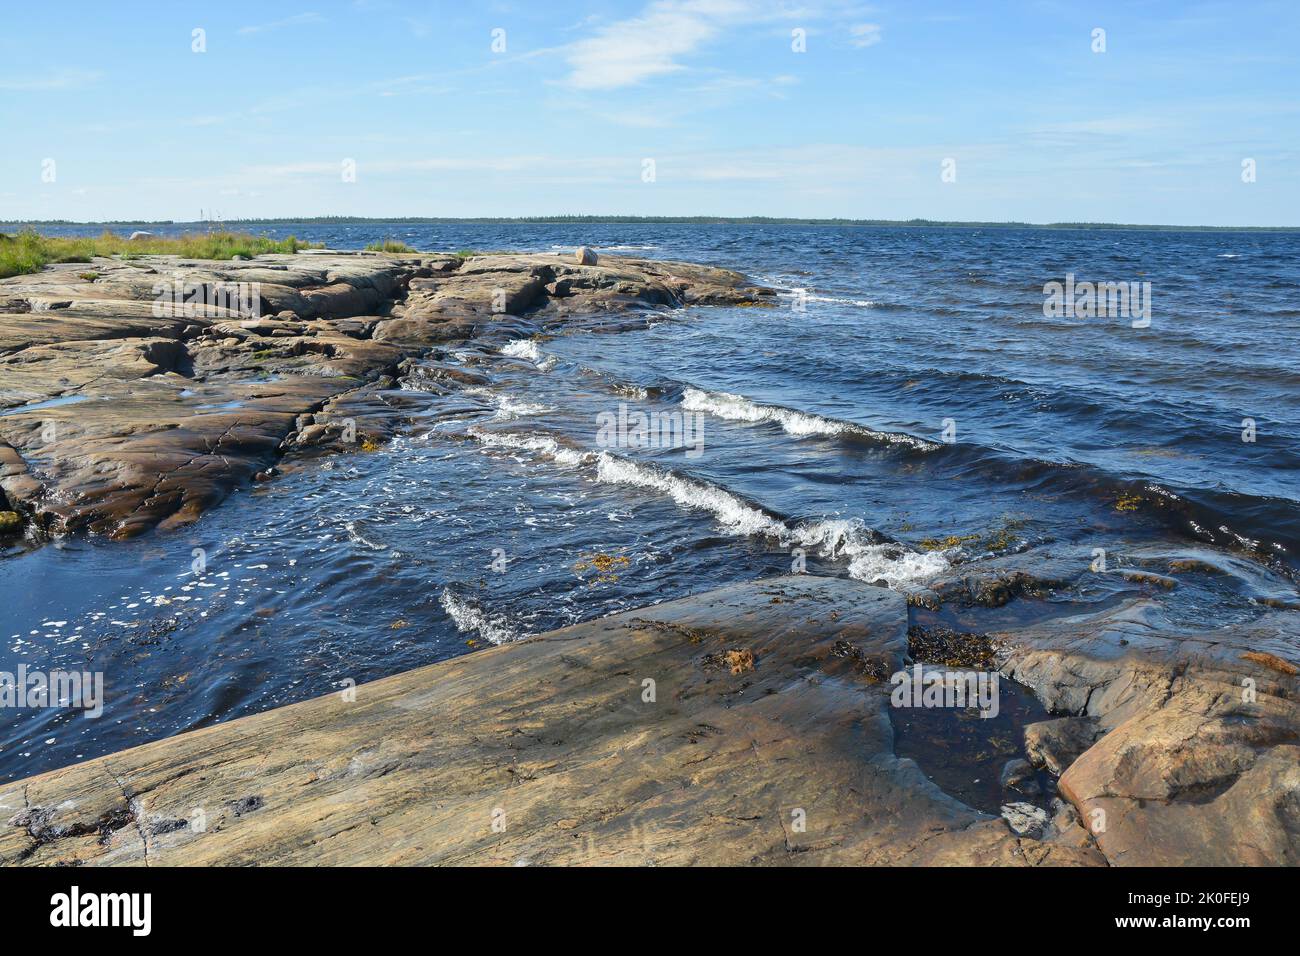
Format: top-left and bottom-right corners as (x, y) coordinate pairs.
(2, 0), (1297, 224)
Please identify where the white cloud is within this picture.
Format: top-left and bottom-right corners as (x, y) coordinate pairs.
(239, 13), (324, 35)
(563, 0), (755, 90)
(848, 22), (882, 47)
(0, 69), (103, 91)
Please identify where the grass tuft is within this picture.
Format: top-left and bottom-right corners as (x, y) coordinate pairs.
(0, 229), (316, 279)
(363, 239), (415, 253)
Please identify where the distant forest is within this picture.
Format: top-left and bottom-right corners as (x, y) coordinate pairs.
(5, 216), (1297, 232)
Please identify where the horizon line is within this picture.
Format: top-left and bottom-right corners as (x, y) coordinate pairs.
(4, 216), (1299, 233)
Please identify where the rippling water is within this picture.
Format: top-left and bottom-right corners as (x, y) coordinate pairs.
(3, 222), (1297, 779)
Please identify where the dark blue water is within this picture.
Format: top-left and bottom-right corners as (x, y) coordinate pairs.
(3, 222), (1297, 780)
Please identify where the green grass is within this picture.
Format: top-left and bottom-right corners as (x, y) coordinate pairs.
(0, 229), (316, 279)
(363, 239), (416, 253)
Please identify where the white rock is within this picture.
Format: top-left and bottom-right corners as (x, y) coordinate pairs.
(1000, 802), (1050, 838)
(575, 246), (597, 266)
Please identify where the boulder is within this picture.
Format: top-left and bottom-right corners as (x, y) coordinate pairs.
(1024, 716), (1105, 775)
(0, 510), (21, 534)
(999, 757), (1041, 795)
(996, 600), (1300, 865)
(575, 245), (598, 265)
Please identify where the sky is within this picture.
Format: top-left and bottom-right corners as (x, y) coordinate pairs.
(1, 0), (1297, 225)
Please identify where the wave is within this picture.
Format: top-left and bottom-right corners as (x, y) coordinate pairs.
(805, 293), (881, 307)
(463, 387), (555, 421)
(466, 354), (1297, 578)
(594, 453), (785, 538)
(549, 243), (660, 252)
(456, 420), (949, 588)
(593, 454), (949, 588)
(439, 588), (523, 645)
(676, 384), (1298, 571)
(681, 387), (939, 449)
(464, 426), (595, 468)
(935, 445), (1300, 574)
(343, 520), (387, 551)
(497, 338), (558, 370)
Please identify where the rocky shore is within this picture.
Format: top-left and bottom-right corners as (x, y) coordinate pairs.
(0, 249), (771, 538)
(2, 572), (1294, 866)
(1, 249), (1296, 867)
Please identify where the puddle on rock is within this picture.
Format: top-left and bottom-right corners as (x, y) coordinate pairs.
(888, 670), (1055, 816)
(0, 395), (90, 417)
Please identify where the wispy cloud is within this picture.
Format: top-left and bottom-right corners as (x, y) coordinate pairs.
(848, 22), (882, 47)
(563, 0), (755, 90)
(239, 12), (323, 35)
(0, 69), (103, 91)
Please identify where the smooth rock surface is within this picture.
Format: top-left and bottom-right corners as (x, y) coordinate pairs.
(0, 576), (1099, 867)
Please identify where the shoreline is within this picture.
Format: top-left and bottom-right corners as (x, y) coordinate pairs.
(0, 248), (771, 540)
(2, 573), (1295, 865)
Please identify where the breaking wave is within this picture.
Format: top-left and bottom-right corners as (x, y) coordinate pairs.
(439, 588), (524, 645)
(681, 387), (939, 449)
(593, 454), (949, 588)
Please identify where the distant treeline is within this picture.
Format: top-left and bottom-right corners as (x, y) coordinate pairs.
(4, 216), (1297, 232)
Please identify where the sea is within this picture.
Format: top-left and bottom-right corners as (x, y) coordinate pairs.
(1, 221), (1297, 784)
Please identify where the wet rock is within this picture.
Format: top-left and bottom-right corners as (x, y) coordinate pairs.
(931, 566), (1073, 607)
(995, 599), (1300, 865)
(907, 623), (997, 669)
(999, 757), (1041, 795)
(1001, 802), (1050, 838)
(1024, 716), (1105, 775)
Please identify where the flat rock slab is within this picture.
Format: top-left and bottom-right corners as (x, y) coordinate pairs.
(0, 575), (1093, 866)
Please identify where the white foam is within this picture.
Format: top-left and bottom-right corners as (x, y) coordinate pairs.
(681, 387), (937, 449)
(593, 455), (949, 588)
(682, 387), (848, 438)
(787, 517), (950, 588)
(464, 427), (948, 589)
(466, 427), (593, 467)
(500, 339), (543, 361)
(439, 588), (522, 645)
(805, 293), (880, 307)
(494, 395), (554, 420)
(595, 453), (784, 538)
(344, 520), (387, 551)
(499, 339), (558, 370)
(465, 387), (555, 421)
